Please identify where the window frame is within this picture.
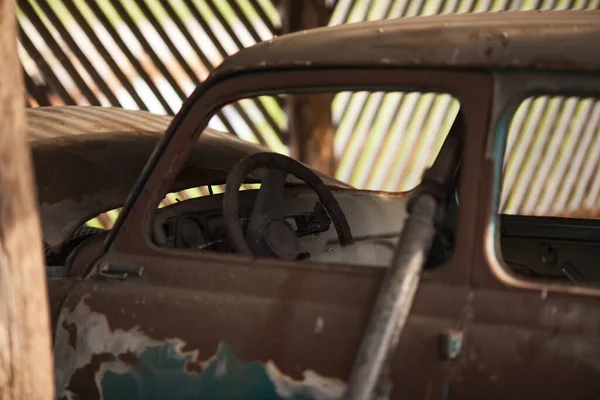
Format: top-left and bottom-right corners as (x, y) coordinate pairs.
(88, 67), (493, 287)
(484, 70), (600, 296)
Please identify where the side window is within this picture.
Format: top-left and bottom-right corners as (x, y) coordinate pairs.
(150, 88), (461, 268)
(496, 95), (600, 285)
(84, 186), (245, 229)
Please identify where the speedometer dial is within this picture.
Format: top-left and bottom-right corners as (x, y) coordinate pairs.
(179, 217), (207, 249)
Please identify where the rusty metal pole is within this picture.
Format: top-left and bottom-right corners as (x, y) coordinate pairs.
(0, 0), (54, 398)
(281, 0), (336, 175)
(344, 117), (463, 400)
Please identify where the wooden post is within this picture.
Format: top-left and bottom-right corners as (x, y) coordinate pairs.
(0, 0), (54, 398)
(281, 0), (336, 175)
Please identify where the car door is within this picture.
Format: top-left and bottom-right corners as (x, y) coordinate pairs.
(53, 67), (493, 400)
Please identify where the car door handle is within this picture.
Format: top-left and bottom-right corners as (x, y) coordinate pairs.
(98, 263), (144, 281)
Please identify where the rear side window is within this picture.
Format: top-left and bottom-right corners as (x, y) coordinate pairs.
(494, 95), (600, 285)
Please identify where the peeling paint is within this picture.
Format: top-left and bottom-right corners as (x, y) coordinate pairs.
(54, 297), (346, 400)
(265, 364), (345, 400)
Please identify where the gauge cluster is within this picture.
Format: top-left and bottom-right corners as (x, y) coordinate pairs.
(161, 202), (333, 254)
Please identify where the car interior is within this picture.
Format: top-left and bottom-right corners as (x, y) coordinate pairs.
(41, 148), (457, 281)
(500, 214), (600, 284)
(43, 150), (600, 290)
(43, 160), (599, 286)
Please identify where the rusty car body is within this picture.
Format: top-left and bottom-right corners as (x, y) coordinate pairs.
(38, 9), (600, 400)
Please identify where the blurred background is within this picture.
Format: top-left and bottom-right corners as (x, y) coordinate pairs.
(17, 0), (600, 227)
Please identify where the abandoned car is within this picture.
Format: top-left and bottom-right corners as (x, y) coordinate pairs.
(37, 9), (600, 400)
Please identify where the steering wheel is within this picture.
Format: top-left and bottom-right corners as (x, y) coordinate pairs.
(223, 152), (353, 260)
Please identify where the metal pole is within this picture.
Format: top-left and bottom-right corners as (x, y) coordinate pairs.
(343, 193), (439, 400)
(343, 113), (463, 400)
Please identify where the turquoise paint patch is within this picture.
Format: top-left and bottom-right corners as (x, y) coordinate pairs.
(99, 342), (326, 400)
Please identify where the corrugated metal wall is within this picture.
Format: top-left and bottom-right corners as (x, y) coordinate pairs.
(502, 96), (600, 215)
(17, 0), (600, 220)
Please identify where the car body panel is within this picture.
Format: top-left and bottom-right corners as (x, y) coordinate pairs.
(53, 267), (469, 400)
(215, 10), (600, 77)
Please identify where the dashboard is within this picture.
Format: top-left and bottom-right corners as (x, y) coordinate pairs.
(153, 186), (411, 267)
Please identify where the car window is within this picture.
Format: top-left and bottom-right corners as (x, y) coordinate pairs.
(150, 88), (461, 269)
(495, 94), (600, 285)
(85, 185), (259, 230)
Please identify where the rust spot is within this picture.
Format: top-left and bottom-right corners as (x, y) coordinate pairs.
(529, 55), (592, 71)
(499, 33), (509, 49)
(484, 47), (493, 58)
(118, 351), (139, 367)
(62, 320), (78, 349)
(185, 360), (204, 374)
(67, 352), (116, 400)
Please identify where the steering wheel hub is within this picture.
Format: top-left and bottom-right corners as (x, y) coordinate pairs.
(263, 219), (300, 260)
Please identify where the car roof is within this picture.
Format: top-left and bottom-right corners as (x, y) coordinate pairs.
(29, 106), (349, 246)
(214, 10), (600, 77)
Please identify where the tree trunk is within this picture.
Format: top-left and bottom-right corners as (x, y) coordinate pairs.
(0, 0), (54, 398)
(288, 92), (336, 175)
(282, 0), (336, 175)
